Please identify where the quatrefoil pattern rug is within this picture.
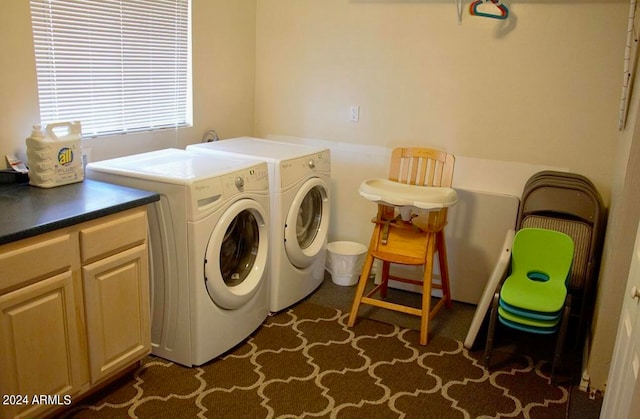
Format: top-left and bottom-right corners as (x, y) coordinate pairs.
(64, 301), (569, 418)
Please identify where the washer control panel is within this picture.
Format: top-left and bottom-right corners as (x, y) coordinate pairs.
(189, 162), (269, 216)
(221, 163), (269, 195)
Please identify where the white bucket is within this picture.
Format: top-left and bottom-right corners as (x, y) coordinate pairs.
(326, 241), (368, 286)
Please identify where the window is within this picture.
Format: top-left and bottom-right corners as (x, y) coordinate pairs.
(30, 0), (191, 138)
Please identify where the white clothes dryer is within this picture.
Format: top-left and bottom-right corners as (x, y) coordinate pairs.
(187, 137), (331, 313)
(86, 148), (270, 367)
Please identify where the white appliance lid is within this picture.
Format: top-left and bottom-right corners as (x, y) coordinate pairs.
(190, 137), (327, 161)
(86, 148), (259, 184)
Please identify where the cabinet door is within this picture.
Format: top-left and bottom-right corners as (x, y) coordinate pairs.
(82, 244), (151, 383)
(0, 271), (83, 419)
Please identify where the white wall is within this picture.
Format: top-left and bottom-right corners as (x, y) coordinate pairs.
(255, 0), (627, 204)
(0, 0), (257, 166)
(0, 1), (40, 163)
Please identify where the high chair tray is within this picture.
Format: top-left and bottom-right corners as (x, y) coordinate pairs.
(359, 178), (458, 209)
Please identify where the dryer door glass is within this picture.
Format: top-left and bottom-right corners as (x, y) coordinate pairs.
(284, 178), (330, 269)
(220, 209), (259, 286)
(297, 186), (323, 249)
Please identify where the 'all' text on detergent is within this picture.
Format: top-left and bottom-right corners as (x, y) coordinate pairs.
(26, 121), (84, 188)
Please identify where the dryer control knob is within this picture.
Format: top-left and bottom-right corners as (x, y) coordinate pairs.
(308, 159), (316, 169)
(235, 176), (245, 189)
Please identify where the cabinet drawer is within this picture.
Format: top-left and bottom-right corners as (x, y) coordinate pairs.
(0, 232), (74, 293)
(79, 208), (147, 264)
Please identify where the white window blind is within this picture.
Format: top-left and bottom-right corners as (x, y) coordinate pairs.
(30, 0), (191, 138)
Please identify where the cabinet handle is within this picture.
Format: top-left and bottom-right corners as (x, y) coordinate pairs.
(631, 286), (640, 300)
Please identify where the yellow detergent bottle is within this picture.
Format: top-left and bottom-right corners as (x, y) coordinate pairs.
(26, 121), (84, 188)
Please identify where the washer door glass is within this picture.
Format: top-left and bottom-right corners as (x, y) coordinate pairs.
(220, 210), (258, 286)
(284, 178), (330, 268)
(205, 199), (268, 309)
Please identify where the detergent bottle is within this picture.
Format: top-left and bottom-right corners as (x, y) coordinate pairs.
(26, 121), (84, 188)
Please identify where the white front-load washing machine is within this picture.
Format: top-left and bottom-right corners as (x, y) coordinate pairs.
(187, 137), (330, 312)
(86, 148), (270, 367)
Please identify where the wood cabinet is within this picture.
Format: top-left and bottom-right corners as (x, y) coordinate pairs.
(0, 207), (151, 419)
(0, 233), (87, 419)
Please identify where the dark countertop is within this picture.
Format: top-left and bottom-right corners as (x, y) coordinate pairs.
(0, 179), (159, 246)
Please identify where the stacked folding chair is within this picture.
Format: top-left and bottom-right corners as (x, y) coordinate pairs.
(516, 171), (606, 344)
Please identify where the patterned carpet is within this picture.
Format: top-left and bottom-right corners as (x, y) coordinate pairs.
(62, 301), (570, 418)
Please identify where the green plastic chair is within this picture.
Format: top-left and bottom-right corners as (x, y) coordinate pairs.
(484, 228), (574, 383)
(500, 228), (573, 312)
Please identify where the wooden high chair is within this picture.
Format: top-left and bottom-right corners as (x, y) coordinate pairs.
(347, 147), (455, 345)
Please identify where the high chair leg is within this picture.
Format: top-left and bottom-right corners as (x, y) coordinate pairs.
(380, 261), (391, 298)
(436, 230), (452, 309)
(348, 252), (375, 327)
(419, 234), (437, 345)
